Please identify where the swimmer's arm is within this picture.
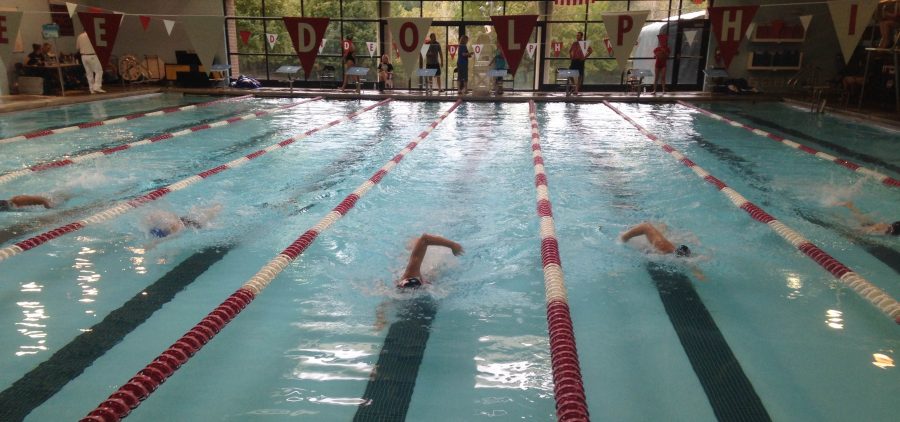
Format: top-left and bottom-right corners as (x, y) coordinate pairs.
(690, 264), (706, 281)
(839, 201), (875, 225)
(420, 233), (464, 256)
(11, 195), (53, 209)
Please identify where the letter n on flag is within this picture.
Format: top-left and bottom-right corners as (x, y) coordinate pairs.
(708, 5), (758, 69)
(828, 0), (879, 64)
(490, 15), (537, 76)
(282, 17), (330, 79)
(77, 12), (123, 67)
(601, 11), (649, 71)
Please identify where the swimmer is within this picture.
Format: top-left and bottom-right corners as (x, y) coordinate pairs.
(620, 222), (705, 280)
(145, 204), (222, 239)
(838, 201), (899, 236)
(0, 195), (54, 211)
(397, 233), (464, 288)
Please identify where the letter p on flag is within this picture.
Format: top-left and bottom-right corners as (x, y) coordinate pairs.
(617, 15), (633, 45)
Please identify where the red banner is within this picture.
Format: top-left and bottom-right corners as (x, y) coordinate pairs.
(490, 15), (538, 76)
(139, 15), (151, 31)
(551, 41), (562, 57)
(282, 17), (330, 79)
(77, 12), (123, 67)
(708, 5), (758, 69)
(239, 30), (251, 45)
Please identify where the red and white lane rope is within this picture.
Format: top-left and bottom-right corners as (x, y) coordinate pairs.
(0, 94), (253, 146)
(79, 100), (461, 422)
(528, 101), (590, 421)
(677, 101), (900, 188)
(605, 101), (900, 324)
(0, 99), (392, 263)
(0, 97), (324, 187)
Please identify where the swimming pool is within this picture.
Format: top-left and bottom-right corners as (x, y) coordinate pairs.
(0, 96), (897, 421)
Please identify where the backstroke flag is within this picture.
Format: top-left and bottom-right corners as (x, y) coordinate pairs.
(180, 16), (226, 67)
(490, 15), (538, 76)
(386, 17), (432, 81)
(77, 12), (124, 67)
(283, 17), (329, 79)
(828, 0), (879, 64)
(601, 11), (649, 71)
(708, 5), (759, 69)
(0, 11), (23, 67)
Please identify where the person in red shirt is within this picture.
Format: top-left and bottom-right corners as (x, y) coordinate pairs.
(652, 35), (670, 94)
(568, 32), (592, 95)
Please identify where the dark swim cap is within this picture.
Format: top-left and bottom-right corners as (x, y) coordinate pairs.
(675, 245), (691, 257)
(889, 221), (900, 236)
(0, 200), (9, 211)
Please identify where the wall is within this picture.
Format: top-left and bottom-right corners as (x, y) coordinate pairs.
(706, 0), (844, 92)
(2, 0), (225, 95)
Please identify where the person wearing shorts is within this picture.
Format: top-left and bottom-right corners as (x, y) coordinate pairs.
(426, 33), (444, 92)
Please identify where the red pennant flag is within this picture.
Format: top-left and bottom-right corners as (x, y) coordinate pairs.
(490, 15), (538, 76)
(448, 44), (458, 60)
(551, 41), (562, 57)
(708, 5), (759, 69)
(239, 30), (251, 45)
(77, 12), (123, 67)
(139, 15), (151, 31)
(282, 17), (330, 79)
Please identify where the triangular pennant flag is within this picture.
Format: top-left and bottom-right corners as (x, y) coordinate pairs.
(0, 11), (24, 68)
(745, 22), (756, 40)
(163, 19), (175, 36)
(66, 2), (77, 18)
(601, 11), (650, 71)
(526, 42), (537, 59)
(420, 42), (430, 61)
(342, 38), (353, 56)
(708, 5), (759, 69)
(282, 17), (329, 79)
(448, 44), (458, 60)
(366, 41), (376, 57)
(139, 16), (151, 31)
(551, 41), (562, 57)
(77, 12), (123, 67)
(684, 29), (699, 46)
(386, 17), (433, 81)
(828, 0), (878, 63)
(799, 14), (813, 32)
(266, 33), (278, 49)
(180, 16), (226, 67)
(239, 30), (251, 45)
(579, 40), (590, 55)
(490, 15), (538, 76)
(473, 44), (484, 60)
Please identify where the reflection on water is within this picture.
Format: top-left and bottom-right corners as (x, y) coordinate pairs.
(474, 335), (552, 392)
(825, 309), (844, 330)
(872, 353), (894, 369)
(127, 246), (147, 275)
(74, 247), (100, 306)
(285, 343), (373, 382)
(16, 281), (48, 357)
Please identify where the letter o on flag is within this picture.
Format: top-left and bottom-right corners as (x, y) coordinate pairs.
(399, 22), (418, 52)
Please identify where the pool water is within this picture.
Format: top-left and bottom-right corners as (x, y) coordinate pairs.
(0, 96), (897, 421)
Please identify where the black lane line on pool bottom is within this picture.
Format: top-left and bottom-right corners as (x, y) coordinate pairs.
(0, 245), (231, 422)
(795, 209), (900, 276)
(646, 262), (771, 422)
(354, 295), (437, 422)
(722, 108), (900, 176)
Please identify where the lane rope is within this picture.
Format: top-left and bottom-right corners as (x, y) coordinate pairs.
(0, 97), (324, 187)
(0, 95), (254, 145)
(0, 99), (393, 263)
(677, 101), (900, 188)
(528, 101), (590, 422)
(604, 101), (900, 324)
(79, 100), (461, 422)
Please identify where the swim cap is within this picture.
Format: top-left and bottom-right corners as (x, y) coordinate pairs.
(0, 200), (9, 211)
(149, 227), (169, 238)
(889, 221), (900, 236)
(675, 245), (691, 257)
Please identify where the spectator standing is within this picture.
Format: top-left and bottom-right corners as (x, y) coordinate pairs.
(76, 31), (104, 93)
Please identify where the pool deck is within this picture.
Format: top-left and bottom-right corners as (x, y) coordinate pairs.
(2, 84), (898, 129)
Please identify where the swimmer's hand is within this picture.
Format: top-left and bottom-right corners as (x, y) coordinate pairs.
(451, 243), (464, 256)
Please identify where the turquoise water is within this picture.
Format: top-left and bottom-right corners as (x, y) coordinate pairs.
(0, 98), (897, 421)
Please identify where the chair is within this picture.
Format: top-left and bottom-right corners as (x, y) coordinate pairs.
(319, 65), (336, 88)
(451, 67), (458, 91)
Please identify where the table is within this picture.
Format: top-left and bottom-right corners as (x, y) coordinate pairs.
(858, 47), (899, 113)
(488, 69), (508, 94)
(416, 68), (438, 94)
(346, 67), (370, 93)
(275, 65), (301, 92)
(556, 69), (580, 97)
(24, 63), (82, 95)
(210, 64), (231, 88)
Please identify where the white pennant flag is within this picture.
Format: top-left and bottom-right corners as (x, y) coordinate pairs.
(66, 2), (77, 18)
(473, 44), (483, 61)
(799, 15), (813, 32)
(319, 39), (326, 54)
(601, 11), (649, 71)
(684, 29), (699, 47)
(386, 17), (433, 81)
(163, 19), (175, 36)
(366, 41), (377, 57)
(828, 0), (879, 63)
(745, 22), (757, 40)
(579, 40), (590, 56)
(180, 16), (226, 67)
(526, 42), (537, 59)
(420, 43), (430, 61)
(0, 11), (24, 68)
(266, 33), (278, 49)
